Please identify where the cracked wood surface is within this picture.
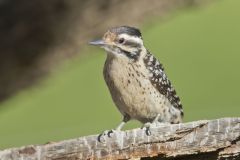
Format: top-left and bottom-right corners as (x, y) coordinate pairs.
(0, 118), (239, 160)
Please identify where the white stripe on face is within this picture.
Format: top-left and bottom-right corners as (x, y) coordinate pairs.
(119, 34), (143, 46)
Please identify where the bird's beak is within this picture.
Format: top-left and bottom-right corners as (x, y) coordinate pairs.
(89, 39), (106, 46)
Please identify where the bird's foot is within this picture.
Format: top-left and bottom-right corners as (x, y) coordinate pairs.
(97, 129), (120, 142)
(141, 122), (153, 136)
(142, 121), (166, 136)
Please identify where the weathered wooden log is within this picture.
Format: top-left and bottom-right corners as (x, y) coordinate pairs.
(0, 117), (239, 160)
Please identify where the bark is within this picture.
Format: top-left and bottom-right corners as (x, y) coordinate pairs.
(0, 118), (239, 160)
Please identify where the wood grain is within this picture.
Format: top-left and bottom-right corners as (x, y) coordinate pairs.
(0, 118), (239, 160)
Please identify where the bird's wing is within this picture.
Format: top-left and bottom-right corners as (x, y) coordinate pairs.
(143, 51), (183, 115)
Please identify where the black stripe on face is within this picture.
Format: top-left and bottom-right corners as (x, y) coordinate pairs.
(123, 40), (141, 48)
(118, 47), (141, 61)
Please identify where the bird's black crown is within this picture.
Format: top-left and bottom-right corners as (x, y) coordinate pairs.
(109, 26), (142, 38)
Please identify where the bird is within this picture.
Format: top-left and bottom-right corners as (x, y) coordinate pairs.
(89, 26), (183, 138)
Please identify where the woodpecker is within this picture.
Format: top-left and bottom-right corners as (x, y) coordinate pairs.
(90, 26), (183, 138)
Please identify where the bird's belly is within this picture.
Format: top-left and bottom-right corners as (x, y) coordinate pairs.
(104, 59), (179, 123)
(115, 78), (169, 122)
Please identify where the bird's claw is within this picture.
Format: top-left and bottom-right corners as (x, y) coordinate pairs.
(144, 126), (151, 136)
(97, 129), (118, 142)
(141, 123), (152, 136)
(142, 121), (163, 136)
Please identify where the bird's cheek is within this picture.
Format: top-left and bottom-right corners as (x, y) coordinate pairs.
(103, 46), (116, 54)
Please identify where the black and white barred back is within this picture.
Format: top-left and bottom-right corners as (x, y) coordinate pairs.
(143, 51), (184, 117)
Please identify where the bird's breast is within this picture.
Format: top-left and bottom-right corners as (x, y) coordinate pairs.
(103, 55), (174, 123)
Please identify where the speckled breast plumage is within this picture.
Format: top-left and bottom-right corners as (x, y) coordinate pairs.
(103, 49), (183, 124)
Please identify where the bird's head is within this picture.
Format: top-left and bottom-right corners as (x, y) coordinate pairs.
(89, 26), (144, 60)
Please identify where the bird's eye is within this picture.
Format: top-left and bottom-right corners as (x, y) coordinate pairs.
(118, 38), (125, 44)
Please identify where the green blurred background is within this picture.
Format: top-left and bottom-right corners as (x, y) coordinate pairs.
(0, 0), (240, 149)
